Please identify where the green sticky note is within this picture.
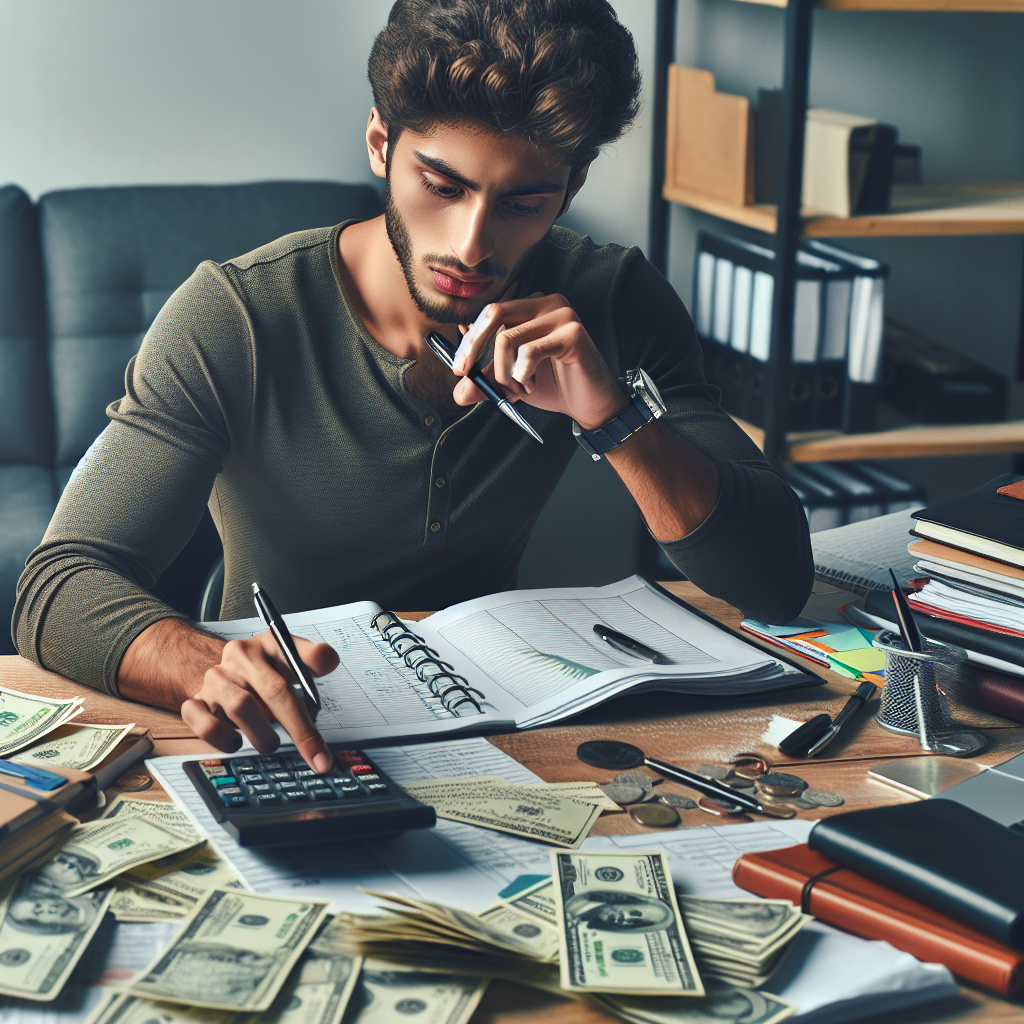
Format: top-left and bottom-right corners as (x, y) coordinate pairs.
(828, 648), (887, 675)
(826, 628), (875, 653)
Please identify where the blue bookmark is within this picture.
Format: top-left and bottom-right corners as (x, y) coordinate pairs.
(0, 759), (68, 791)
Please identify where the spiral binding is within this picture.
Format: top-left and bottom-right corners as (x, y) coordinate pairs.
(372, 611), (484, 715)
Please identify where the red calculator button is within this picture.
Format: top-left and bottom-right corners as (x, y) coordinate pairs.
(350, 764), (374, 774)
(336, 751), (363, 762)
(201, 759), (224, 767)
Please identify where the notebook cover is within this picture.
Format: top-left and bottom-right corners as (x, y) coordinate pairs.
(808, 801), (1024, 949)
(864, 588), (1024, 667)
(909, 539), (1024, 583)
(912, 474), (1024, 555)
(733, 843), (1024, 995)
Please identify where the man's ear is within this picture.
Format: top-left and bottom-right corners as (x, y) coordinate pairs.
(366, 107), (389, 180)
(557, 163), (591, 218)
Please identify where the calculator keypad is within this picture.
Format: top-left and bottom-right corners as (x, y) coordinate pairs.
(197, 750), (390, 808)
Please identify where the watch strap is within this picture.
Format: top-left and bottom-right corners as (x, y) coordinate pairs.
(574, 395), (655, 459)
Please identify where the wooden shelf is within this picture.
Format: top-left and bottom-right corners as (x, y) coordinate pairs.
(664, 181), (1024, 237)
(734, 415), (1024, 462)
(732, 0), (1024, 11)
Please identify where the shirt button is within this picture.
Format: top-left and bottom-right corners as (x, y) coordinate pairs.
(430, 521), (441, 533)
(424, 415), (435, 426)
(435, 477), (446, 488)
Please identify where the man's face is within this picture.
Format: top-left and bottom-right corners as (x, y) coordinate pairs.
(11, 897), (79, 928)
(383, 121), (576, 325)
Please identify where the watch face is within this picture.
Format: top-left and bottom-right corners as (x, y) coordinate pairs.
(630, 368), (666, 418)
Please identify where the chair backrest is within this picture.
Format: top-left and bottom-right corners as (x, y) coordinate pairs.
(38, 180), (382, 474)
(0, 185), (53, 467)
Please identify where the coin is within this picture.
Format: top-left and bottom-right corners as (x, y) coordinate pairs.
(598, 783), (645, 806)
(731, 755), (770, 780)
(754, 801), (796, 819)
(697, 764), (733, 781)
(802, 788), (845, 808)
(757, 772), (808, 796)
(697, 796), (748, 817)
(657, 793), (697, 810)
(630, 803), (681, 828)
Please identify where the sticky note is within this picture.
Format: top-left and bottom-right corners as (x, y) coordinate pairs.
(828, 648), (887, 675)
(825, 628), (875, 653)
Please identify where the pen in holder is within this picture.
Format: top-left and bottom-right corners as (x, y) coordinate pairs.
(872, 631), (987, 757)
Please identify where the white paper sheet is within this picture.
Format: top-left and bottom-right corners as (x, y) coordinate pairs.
(149, 742), (957, 1024)
(147, 737), (559, 914)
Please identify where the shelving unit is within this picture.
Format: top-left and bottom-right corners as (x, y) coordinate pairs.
(650, 0), (1024, 466)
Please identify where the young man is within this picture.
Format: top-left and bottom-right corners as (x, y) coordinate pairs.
(15, 0), (812, 773)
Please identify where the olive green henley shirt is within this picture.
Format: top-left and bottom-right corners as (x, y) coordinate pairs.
(14, 222), (813, 696)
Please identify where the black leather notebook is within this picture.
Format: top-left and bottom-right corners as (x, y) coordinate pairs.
(809, 801), (1024, 949)
(911, 474), (1024, 566)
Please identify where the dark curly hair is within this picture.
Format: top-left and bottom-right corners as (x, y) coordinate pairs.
(367, 0), (641, 173)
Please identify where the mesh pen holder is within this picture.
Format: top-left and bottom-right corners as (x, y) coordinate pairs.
(872, 631), (986, 757)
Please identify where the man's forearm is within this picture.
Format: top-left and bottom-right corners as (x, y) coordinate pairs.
(118, 618), (225, 709)
(605, 421), (720, 541)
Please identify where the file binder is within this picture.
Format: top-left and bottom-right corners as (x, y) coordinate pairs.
(694, 232), (888, 434)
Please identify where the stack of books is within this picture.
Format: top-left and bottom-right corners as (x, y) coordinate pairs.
(862, 474), (1024, 680)
(905, 475), (1024, 639)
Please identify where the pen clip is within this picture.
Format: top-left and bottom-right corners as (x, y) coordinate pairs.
(424, 332), (456, 369)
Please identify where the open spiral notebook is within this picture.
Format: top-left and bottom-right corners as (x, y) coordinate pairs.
(203, 576), (818, 746)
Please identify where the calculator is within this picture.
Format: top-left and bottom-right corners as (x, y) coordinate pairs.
(183, 746), (436, 847)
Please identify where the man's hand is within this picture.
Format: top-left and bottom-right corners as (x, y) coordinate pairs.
(451, 293), (629, 430)
(180, 631), (339, 773)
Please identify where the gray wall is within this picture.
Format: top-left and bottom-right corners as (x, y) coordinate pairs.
(0, 0), (655, 589)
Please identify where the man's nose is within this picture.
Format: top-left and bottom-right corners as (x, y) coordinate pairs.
(452, 199), (495, 271)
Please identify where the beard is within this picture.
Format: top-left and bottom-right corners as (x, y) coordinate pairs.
(385, 180), (476, 325)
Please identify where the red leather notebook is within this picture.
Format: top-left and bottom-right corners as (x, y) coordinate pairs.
(733, 844), (1024, 996)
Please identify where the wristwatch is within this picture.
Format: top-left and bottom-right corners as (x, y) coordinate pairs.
(572, 368), (666, 461)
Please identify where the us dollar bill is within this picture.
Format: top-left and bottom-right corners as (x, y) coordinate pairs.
(12, 721), (135, 771)
(399, 776), (602, 848)
(110, 882), (190, 922)
(343, 959), (487, 1024)
(551, 850), (704, 996)
(38, 816), (204, 899)
(361, 889), (554, 960)
(477, 878), (560, 960)
(679, 896), (805, 947)
(124, 888), (329, 1011)
(0, 869), (114, 1000)
(102, 795), (205, 843)
(592, 980), (795, 1024)
(0, 685), (83, 757)
(125, 847), (246, 906)
(258, 933), (361, 1024)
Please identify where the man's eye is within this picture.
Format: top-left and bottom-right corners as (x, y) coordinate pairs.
(504, 201), (542, 218)
(425, 182), (462, 199)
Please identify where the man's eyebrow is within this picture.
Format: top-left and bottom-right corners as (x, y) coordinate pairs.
(413, 150), (566, 197)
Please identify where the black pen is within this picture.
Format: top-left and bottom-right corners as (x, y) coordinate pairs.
(593, 624), (665, 664)
(252, 582), (322, 712)
(424, 331), (543, 443)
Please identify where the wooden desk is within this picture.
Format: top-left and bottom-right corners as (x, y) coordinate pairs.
(3, 582), (1023, 1022)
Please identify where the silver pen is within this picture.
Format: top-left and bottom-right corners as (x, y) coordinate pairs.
(424, 331), (543, 443)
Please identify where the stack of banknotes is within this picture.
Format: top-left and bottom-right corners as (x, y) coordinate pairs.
(337, 850), (805, 1024)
